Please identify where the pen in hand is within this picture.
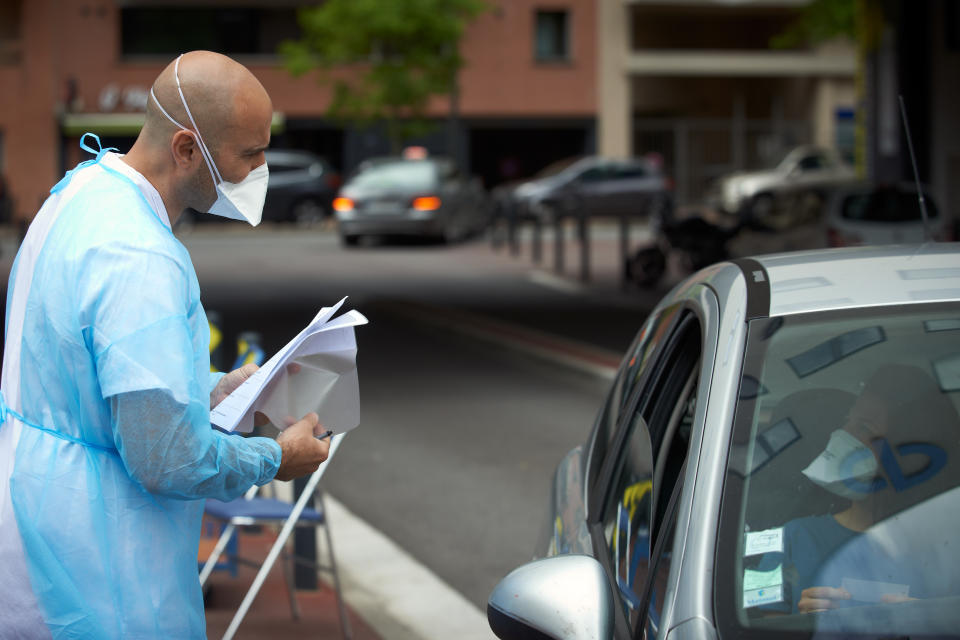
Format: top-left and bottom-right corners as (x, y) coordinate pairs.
(315, 430), (333, 441)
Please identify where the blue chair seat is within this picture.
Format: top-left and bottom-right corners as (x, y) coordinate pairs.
(205, 497), (325, 523)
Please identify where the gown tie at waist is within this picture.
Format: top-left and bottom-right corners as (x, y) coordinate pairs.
(0, 396), (118, 454)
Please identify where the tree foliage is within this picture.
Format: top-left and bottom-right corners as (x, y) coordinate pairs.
(771, 0), (857, 49)
(281, 0), (488, 151)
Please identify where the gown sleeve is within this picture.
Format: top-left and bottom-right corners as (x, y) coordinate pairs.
(80, 234), (282, 500)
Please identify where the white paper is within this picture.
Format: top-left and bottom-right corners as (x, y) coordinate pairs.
(210, 297), (368, 433)
(744, 528), (783, 556)
(841, 577), (910, 603)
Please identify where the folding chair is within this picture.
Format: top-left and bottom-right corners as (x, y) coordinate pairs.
(199, 434), (351, 640)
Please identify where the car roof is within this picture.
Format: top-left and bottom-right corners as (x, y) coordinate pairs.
(713, 244), (960, 318)
(264, 149), (327, 164)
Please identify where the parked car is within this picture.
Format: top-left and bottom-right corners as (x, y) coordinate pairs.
(723, 182), (952, 259)
(333, 156), (488, 245)
(173, 149), (340, 230)
(261, 149), (340, 226)
(506, 156), (673, 222)
(711, 145), (856, 222)
(488, 243), (960, 640)
(823, 181), (953, 246)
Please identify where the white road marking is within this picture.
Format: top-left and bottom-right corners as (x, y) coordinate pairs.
(526, 270), (587, 295)
(322, 495), (497, 640)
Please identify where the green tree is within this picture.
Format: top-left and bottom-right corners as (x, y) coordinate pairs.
(770, 0), (856, 48)
(281, 0), (488, 153)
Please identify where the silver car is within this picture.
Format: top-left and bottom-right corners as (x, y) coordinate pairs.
(489, 243), (960, 640)
(334, 156), (488, 245)
(713, 146), (856, 221)
(509, 156), (673, 222)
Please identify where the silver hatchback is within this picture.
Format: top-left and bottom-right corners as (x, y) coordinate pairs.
(489, 244), (960, 640)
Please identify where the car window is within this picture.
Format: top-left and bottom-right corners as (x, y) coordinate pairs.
(269, 162), (302, 173)
(613, 164), (647, 180)
(717, 304), (960, 638)
(600, 314), (701, 628)
(841, 189), (939, 222)
(797, 154), (826, 171)
(579, 166), (612, 183)
(347, 161), (437, 191)
(589, 304), (684, 487)
(636, 469), (683, 640)
(533, 157), (583, 179)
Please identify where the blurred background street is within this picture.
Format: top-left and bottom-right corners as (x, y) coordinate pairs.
(187, 221), (658, 614)
(0, 0), (956, 637)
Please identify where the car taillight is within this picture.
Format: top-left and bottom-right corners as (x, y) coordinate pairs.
(934, 224), (955, 242)
(412, 196), (441, 211)
(827, 227), (862, 247)
(333, 197), (354, 212)
(665, 176), (675, 191)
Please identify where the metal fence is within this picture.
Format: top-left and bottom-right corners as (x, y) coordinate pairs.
(633, 117), (812, 206)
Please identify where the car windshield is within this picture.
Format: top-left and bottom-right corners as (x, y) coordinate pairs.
(346, 161), (436, 191)
(532, 157), (583, 179)
(717, 304), (960, 638)
(841, 189), (939, 222)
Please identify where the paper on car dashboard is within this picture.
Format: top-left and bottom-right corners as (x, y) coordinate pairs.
(210, 296), (368, 434)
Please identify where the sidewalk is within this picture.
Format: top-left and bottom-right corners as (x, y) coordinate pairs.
(203, 525), (382, 640)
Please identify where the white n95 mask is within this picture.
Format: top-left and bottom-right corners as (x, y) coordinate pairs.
(150, 54), (268, 226)
(802, 429), (879, 500)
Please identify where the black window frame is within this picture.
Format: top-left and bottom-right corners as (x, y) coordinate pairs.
(632, 460), (687, 640)
(587, 308), (703, 636)
(584, 302), (684, 495)
(119, 6), (300, 59)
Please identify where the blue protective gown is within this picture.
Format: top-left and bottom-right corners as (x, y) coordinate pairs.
(0, 139), (282, 639)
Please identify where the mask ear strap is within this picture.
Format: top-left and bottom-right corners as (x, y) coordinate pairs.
(150, 85), (217, 188)
(172, 55), (224, 186)
(150, 87), (187, 130)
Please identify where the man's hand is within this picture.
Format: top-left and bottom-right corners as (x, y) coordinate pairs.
(210, 363), (258, 409)
(274, 412), (330, 481)
(798, 586), (851, 613)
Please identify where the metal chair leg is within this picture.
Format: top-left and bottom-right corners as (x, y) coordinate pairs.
(221, 461), (328, 640)
(280, 543), (302, 620)
(319, 493), (353, 640)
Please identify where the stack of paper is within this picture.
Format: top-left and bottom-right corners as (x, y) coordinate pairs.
(210, 297), (368, 434)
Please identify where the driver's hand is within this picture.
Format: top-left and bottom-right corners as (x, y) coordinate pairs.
(798, 586), (851, 613)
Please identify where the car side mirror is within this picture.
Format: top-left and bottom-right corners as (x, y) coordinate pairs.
(487, 555), (614, 640)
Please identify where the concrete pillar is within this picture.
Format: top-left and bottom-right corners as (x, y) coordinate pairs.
(811, 77), (855, 151)
(732, 93), (745, 170)
(597, 0), (631, 159)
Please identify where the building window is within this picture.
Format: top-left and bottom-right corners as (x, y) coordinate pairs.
(120, 7), (299, 58)
(534, 9), (570, 62)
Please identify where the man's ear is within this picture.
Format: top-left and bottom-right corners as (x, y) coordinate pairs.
(170, 130), (199, 170)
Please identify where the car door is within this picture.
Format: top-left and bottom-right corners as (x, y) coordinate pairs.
(607, 161), (660, 217)
(587, 307), (705, 638)
(569, 164), (614, 216)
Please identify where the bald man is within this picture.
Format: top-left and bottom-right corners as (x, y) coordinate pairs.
(0, 51), (329, 638)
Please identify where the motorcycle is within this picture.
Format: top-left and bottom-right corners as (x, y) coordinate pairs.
(625, 214), (743, 288)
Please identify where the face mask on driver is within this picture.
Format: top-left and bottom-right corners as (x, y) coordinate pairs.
(150, 54), (268, 226)
(802, 429), (880, 500)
